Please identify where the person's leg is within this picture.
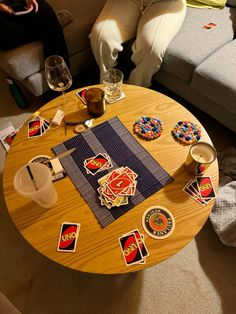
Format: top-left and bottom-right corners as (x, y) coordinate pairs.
(26, 0), (69, 66)
(129, 0), (186, 87)
(89, 0), (141, 82)
(0, 12), (36, 49)
(0, 1), (69, 65)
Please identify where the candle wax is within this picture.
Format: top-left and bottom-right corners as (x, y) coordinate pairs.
(190, 143), (216, 164)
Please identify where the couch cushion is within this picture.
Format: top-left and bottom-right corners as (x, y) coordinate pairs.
(191, 40), (236, 114)
(162, 6), (235, 82)
(0, 41), (44, 81)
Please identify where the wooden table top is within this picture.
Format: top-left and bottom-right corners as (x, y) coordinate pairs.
(3, 84), (218, 274)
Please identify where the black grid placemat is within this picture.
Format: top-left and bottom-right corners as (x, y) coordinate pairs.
(52, 117), (173, 227)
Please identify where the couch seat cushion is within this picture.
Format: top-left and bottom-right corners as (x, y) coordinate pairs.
(0, 42), (44, 81)
(191, 40), (236, 114)
(162, 6), (235, 82)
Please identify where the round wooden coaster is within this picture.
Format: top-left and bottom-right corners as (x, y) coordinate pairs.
(74, 124), (86, 133)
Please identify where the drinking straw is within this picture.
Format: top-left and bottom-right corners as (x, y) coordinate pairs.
(26, 165), (38, 191)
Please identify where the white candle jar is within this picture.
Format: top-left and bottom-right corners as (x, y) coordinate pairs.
(184, 142), (217, 176)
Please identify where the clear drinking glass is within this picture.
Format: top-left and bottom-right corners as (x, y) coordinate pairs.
(103, 68), (123, 103)
(45, 55), (73, 112)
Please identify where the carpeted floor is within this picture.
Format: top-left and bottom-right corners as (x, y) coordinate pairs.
(0, 72), (236, 314)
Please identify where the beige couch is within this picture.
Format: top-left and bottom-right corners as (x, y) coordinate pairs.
(0, 0), (105, 97)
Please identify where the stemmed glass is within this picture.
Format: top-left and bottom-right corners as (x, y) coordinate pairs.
(45, 55), (73, 112)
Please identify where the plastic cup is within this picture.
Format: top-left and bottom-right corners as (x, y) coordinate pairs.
(103, 69), (123, 103)
(14, 162), (58, 208)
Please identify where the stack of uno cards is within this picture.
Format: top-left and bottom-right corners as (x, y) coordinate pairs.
(119, 229), (149, 266)
(183, 176), (216, 205)
(97, 166), (138, 209)
(28, 115), (51, 138)
(84, 153), (113, 175)
(57, 222), (80, 252)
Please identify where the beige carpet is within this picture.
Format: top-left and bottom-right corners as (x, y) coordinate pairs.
(0, 74), (236, 314)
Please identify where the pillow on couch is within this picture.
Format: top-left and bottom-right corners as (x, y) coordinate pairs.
(187, 0), (227, 8)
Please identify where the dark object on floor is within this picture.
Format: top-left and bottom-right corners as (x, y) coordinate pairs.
(6, 78), (28, 109)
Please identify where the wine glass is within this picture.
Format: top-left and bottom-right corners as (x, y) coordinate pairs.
(45, 55), (74, 112)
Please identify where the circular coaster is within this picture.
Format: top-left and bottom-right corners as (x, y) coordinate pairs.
(133, 116), (163, 140)
(172, 121), (201, 145)
(142, 206), (175, 239)
(28, 155), (53, 171)
(28, 155), (51, 164)
(74, 124), (86, 133)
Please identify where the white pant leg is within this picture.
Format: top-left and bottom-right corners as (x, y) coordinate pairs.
(89, 0), (141, 82)
(129, 0), (186, 87)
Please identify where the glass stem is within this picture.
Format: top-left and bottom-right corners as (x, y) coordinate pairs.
(62, 90), (66, 103)
(59, 90), (66, 111)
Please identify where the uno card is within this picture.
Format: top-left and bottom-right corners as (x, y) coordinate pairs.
(119, 233), (144, 266)
(124, 166), (138, 180)
(57, 222), (80, 252)
(196, 176), (216, 199)
(124, 229), (149, 259)
(97, 166), (137, 209)
(106, 172), (133, 196)
(183, 182), (206, 205)
(202, 22), (217, 30)
(42, 118), (51, 133)
(76, 88), (88, 105)
(183, 178), (213, 205)
(188, 180), (200, 195)
(28, 119), (42, 138)
(84, 153), (110, 175)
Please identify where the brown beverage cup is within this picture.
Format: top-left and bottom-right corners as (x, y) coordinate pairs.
(84, 88), (105, 117)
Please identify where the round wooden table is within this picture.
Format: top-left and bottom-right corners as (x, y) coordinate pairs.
(3, 85), (218, 274)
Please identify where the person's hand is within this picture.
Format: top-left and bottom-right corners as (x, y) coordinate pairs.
(0, 3), (14, 15)
(26, 0), (38, 13)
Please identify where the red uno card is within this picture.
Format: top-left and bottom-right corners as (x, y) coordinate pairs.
(97, 166), (137, 209)
(84, 153), (109, 175)
(76, 88), (88, 105)
(57, 222), (80, 252)
(107, 172), (133, 196)
(202, 22), (217, 29)
(28, 120), (42, 138)
(196, 176), (216, 199)
(183, 179), (213, 206)
(124, 229), (149, 259)
(119, 233), (144, 266)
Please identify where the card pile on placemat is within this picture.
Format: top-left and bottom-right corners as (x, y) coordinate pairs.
(52, 117), (173, 227)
